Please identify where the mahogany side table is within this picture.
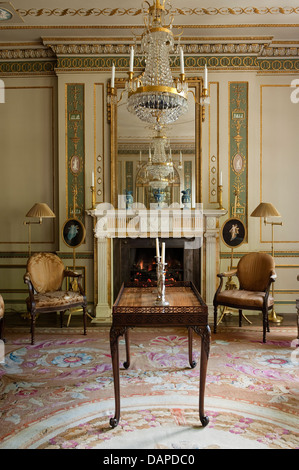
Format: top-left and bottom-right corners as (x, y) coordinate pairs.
(109, 281), (210, 428)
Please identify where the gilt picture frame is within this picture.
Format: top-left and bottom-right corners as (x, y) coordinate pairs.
(221, 217), (246, 248)
(62, 218), (86, 248)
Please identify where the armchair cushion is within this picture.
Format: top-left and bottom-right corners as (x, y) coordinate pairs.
(27, 290), (84, 310)
(216, 289), (274, 309)
(26, 252), (65, 294)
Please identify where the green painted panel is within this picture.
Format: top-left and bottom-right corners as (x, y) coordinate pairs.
(66, 84), (85, 223)
(229, 82), (248, 234)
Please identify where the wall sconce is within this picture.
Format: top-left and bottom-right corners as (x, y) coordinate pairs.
(24, 203), (55, 256)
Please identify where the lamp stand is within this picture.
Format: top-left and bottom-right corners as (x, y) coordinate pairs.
(24, 218), (42, 256)
(265, 220), (283, 323)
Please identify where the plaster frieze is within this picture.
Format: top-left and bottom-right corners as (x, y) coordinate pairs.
(16, 7), (299, 18)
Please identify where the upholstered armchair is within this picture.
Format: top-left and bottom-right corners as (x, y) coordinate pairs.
(24, 252), (87, 344)
(0, 294), (4, 341)
(213, 252), (276, 343)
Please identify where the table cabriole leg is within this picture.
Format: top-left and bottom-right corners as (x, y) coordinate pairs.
(188, 327), (196, 368)
(192, 324), (211, 427)
(109, 325), (127, 428)
(123, 328), (130, 369)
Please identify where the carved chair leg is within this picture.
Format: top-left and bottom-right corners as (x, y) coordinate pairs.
(239, 310), (242, 327)
(31, 313), (36, 345)
(213, 304), (218, 333)
(60, 311), (64, 328)
(83, 306), (87, 335)
(262, 308), (267, 343)
(267, 310), (270, 332)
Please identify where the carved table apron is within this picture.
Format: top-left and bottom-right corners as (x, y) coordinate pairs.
(109, 281), (210, 428)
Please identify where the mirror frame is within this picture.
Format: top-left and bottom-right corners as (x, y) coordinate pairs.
(108, 76), (203, 208)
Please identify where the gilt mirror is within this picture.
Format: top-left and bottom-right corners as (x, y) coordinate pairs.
(109, 77), (203, 208)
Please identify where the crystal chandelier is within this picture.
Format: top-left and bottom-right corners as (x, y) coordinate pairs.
(145, 131), (174, 190)
(127, 0), (188, 130)
(110, 0), (190, 131)
(110, 0), (210, 192)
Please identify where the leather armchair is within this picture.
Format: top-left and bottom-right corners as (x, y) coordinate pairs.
(213, 252), (276, 343)
(24, 252), (87, 344)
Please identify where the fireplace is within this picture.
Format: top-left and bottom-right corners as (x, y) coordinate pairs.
(88, 207), (226, 323)
(113, 237), (201, 301)
(131, 247), (184, 284)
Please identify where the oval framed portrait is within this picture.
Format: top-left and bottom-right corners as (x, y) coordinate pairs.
(221, 218), (246, 248)
(62, 218), (86, 248)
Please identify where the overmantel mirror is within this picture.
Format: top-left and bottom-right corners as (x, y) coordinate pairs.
(108, 76), (203, 209)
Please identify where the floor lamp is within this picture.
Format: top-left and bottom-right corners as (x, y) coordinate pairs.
(24, 203), (55, 256)
(250, 202), (283, 323)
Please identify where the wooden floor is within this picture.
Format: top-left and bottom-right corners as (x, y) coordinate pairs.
(3, 309), (297, 329)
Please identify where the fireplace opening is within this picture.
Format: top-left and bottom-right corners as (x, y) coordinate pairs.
(113, 238), (201, 301)
(131, 248), (184, 284)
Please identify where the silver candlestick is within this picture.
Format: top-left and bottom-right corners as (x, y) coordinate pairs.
(154, 257), (169, 306)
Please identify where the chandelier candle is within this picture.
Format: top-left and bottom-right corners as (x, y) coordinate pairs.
(129, 46), (134, 73)
(204, 64), (208, 89)
(111, 64), (115, 89)
(180, 47), (184, 75)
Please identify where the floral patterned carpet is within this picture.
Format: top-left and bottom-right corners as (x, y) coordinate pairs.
(0, 323), (298, 449)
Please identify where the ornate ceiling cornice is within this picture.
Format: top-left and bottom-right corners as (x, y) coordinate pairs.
(1, 36), (299, 74)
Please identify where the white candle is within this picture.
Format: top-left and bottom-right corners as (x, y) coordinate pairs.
(111, 64), (115, 88)
(204, 64), (208, 89)
(219, 171), (223, 186)
(139, 150), (142, 162)
(91, 170), (95, 187)
(161, 242), (165, 265)
(180, 47), (184, 75)
(129, 46), (134, 73)
(156, 238), (160, 258)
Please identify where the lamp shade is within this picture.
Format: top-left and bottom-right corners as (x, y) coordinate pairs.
(250, 202), (280, 218)
(26, 203), (55, 218)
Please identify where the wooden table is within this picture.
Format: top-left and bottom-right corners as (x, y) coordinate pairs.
(109, 281), (210, 428)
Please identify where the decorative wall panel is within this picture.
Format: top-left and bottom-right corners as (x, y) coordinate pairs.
(229, 82), (248, 233)
(66, 83), (85, 223)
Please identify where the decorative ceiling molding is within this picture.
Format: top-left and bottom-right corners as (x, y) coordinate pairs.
(0, 47), (54, 59)
(45, 41), (270, 57)
(1, 36), (299, 63)
(16, 6), (299, 18)
(42, 37), (299, 59)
